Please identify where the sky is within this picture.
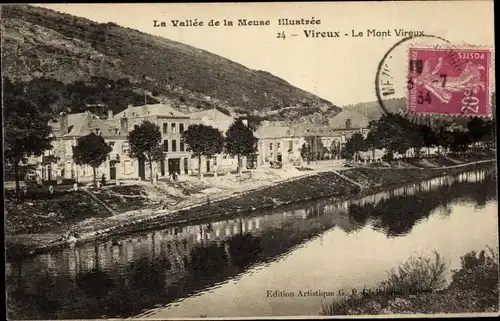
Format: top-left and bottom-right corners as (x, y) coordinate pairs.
(35, 1), (494, 106)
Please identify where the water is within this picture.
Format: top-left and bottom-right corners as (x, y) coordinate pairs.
(6, 167), (498, 319)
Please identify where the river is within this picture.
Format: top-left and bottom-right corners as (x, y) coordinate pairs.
(5, 167), (498, 319)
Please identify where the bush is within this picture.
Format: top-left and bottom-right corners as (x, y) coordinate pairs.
(448, 246), (499, 308)
(379, 250), (449, 294)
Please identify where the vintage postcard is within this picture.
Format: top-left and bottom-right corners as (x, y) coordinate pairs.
(3, 1), (498, 320)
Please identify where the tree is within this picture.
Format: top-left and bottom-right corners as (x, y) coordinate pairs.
(183, 124), (225, 180)
(417, 124), (438, 156)
(304, 136), (327, 161)
(467, 117), (489, 148)
(127, 121), (164, 182)
(329, 140), (341, 159)
(342, 132), (366, 161)
(364, 122), (381, 161)
(4, 92), (54, 198)
(482, 119), (496, 148)
(436, 124), (455, 154)
(300, 142), (313, 165)
(225, 119), (258, 176)
(382, 150), (394, 165)
(449, 130), (471, 154)
(72, 133), (112, 187)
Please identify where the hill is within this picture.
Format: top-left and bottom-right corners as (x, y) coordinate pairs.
(2, 5), (339, 119)
(342, 98), (406, 121)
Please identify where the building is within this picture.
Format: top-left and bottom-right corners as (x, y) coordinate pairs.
(111, 103), (191, 179)
(41, 110), (127, 183)
(328, 109), (370, 137)
(254, 124), (304, 166)
(254, 109), (371, 165)
(188, 108), (246, 173)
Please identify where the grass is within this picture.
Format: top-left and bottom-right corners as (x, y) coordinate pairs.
(4, 190), (109, 235)
(320, 246), (499, 315)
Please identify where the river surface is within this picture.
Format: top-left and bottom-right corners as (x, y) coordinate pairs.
(5, 167), (498, 319)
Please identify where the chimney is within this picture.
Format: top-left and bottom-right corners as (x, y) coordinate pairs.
(120, 115), (129, 132)
(60, 112), (68, 134)
(108, 109), (113, 119)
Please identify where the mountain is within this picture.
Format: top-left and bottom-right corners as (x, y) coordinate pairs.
(2, 5), (339, 119)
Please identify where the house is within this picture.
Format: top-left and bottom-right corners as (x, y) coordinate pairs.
(40, 110), (127, 183)
(291, 123), (339, 159)
(111, 103), (191, 179)
(188, 108), (246, 173)
(254, 109), (371, 165)
(254, 124), (303, 166)
(328, 109), (370, 135)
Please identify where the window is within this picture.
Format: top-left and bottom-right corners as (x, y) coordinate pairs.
(163, 123), (168, 134)
(179, 123), (184, 133)
(346, 119), (352, 129)
(163, 140), (169, 152)
(277, 142), (281, 150)
(213, 156), (217, 166)
(108, 142), (115, 148)
(95, 128), (101, 135)
(122, 142), (129, 153)
(269, 143), (273, 150)
(289, 140), (293, 151)
(172, 139), (177, 152)
(171, 123), (177, 134)
(180, 139), (185, 152)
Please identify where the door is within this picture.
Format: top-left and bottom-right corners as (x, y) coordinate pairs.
(160, 161), (166, 176)
(110, 163), (117, 180)
(168, 159), (180, 175)
(206, 159), (211, 173)
(184, 158), (189, 174)
(138, 159), (146, 180)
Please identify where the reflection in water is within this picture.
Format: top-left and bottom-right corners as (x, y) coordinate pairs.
(5, 168), (497, 320)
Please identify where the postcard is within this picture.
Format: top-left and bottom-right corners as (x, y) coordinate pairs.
(2, 1), (497, 320)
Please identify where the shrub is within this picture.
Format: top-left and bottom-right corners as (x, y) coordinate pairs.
(379, 250), (449, 294)
(320, 295), (373, 316)
(448, 245), (499, 308)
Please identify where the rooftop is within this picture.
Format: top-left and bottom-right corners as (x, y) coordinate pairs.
(113, 103), (189, 119)
(255, 126), (293, 139)
(328, 109), (370, 129)
(50, 111), (122, 138)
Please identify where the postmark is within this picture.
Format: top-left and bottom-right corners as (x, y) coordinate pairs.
(375, 35), (494, 123)
(407, 47), (492, 117)
(375, 35), (451, 120)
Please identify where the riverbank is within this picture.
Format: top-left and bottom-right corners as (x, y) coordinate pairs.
(320, 246), (499, 315)
(5, 155), (496, 258)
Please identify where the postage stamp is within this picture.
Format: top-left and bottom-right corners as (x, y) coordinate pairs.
(407, 47), (493, 117)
